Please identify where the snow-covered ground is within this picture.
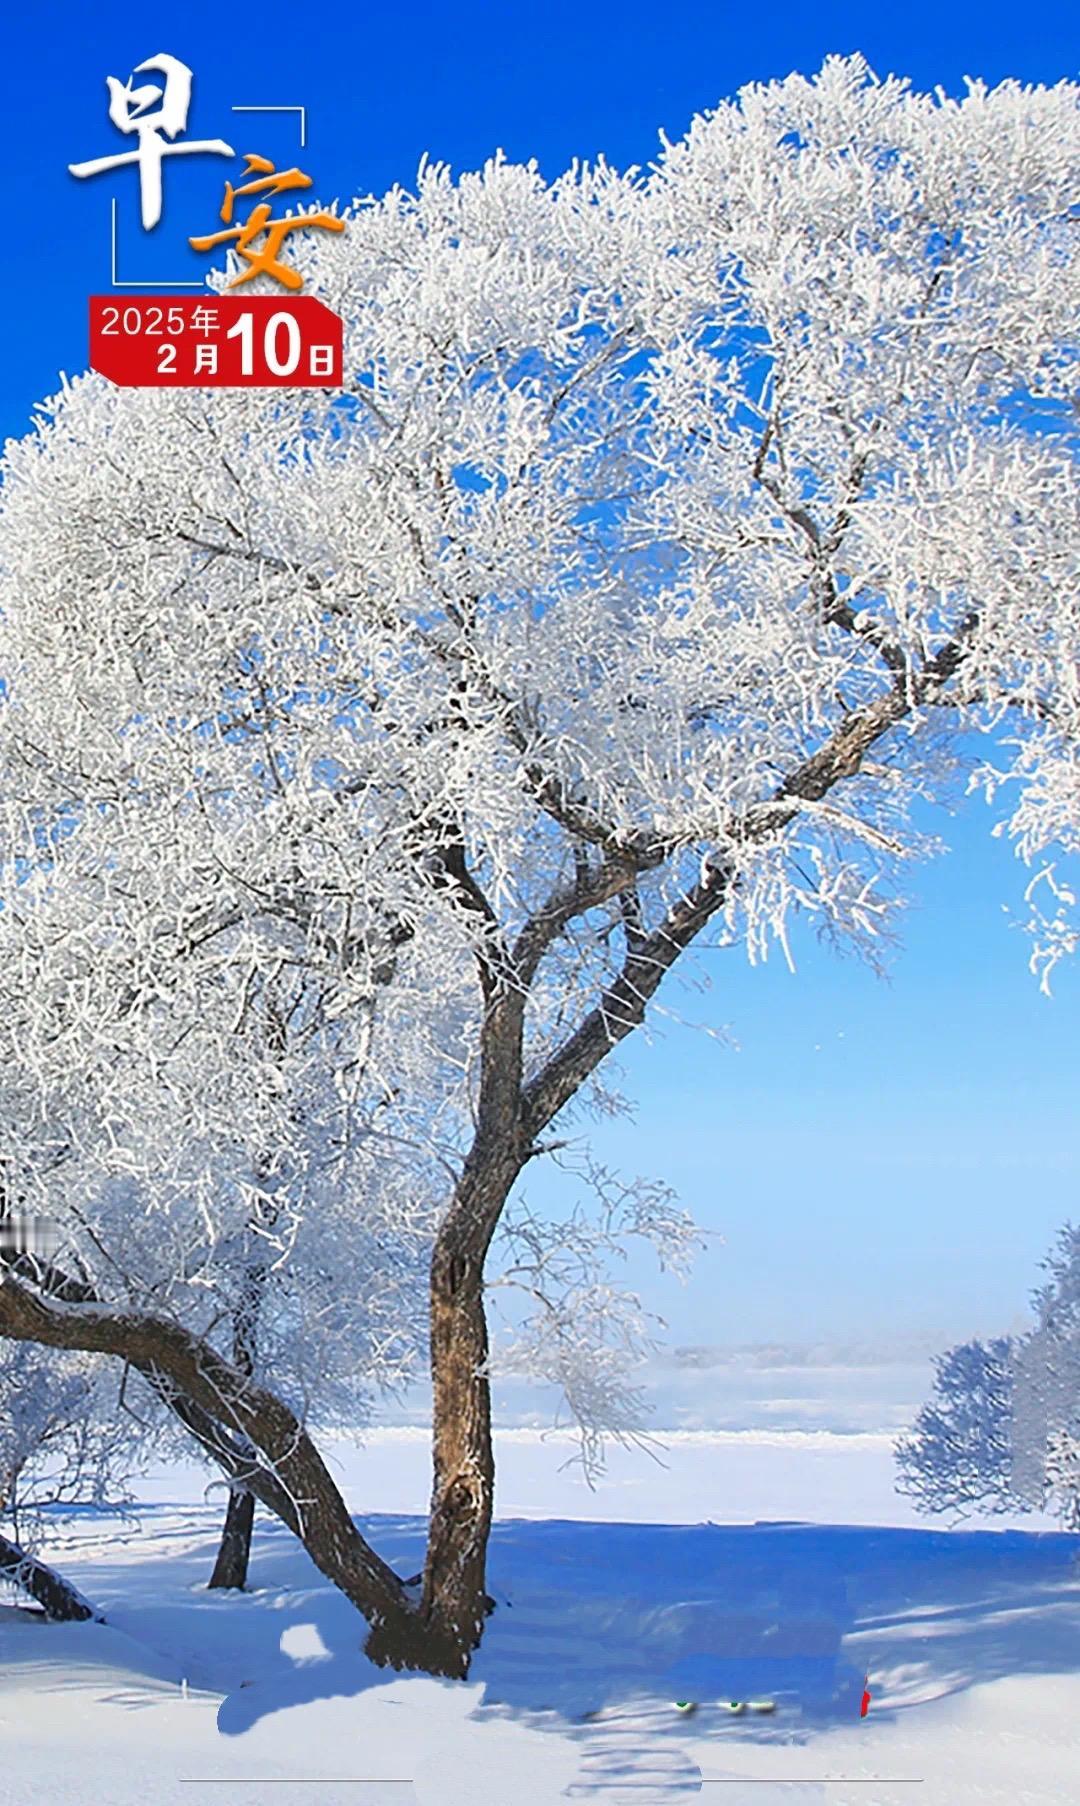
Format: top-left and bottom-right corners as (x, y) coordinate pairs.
(2, 1424), (1077, 1806)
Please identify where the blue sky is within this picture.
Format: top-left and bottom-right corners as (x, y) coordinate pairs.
(2, 1), (1078, 1352)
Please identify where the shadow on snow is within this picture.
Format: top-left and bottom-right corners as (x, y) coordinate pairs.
(2, 1507), (1076, 1763)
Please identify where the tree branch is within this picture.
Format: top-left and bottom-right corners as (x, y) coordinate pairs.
(0, 1266), (408, 1633)
(520, 615), (981, 1142)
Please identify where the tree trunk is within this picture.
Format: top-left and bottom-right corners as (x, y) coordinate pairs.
(0, 648), (981, 1675)
(208, 1485), (256, 1590)
(370, 971), (528, 1678)
(367, 1232), (497, 1678)
(368, 1106), (523, 1678)
(206, 1250), (265, 1592)
(422, 1238), (496, 1669)
(0, 1249), (477, 1674)
(0, 1530), (101, 1622)
(0, 1266), (423, 1650)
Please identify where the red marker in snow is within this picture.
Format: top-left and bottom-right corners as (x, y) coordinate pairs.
(860, 1677), (872, 1718)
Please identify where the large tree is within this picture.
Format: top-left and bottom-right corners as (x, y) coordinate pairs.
(0, 57), (1077, 1675)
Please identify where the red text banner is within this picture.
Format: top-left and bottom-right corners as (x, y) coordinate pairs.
(89, 295), (343, 388)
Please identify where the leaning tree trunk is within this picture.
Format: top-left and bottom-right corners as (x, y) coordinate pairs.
(0, 1263), (423, 1656)
(0, 1530), (101, 1622)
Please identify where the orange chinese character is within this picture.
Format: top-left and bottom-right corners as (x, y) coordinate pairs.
(190, 154), (344, 290)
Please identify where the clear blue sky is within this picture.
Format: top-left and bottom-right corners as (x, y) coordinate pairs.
(3, 1), (1078, 1351)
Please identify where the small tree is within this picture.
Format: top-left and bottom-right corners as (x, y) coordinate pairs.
(1012, 1225), (1080, 1528)
(895, 1336), (1016, 1519)
(1, 58), (1078, 1676)
(897, 1228), (1080, 1528)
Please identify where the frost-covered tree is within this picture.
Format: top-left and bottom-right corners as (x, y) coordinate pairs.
(0, 949), (443, 1594)
(0, 1340), (128, 1620)
(0, 57), (1078, 1676)
(897, 1228), (1080, 1528)
(894, 1336), (1016, 1518)
(1012, 1225), (1080, 1529)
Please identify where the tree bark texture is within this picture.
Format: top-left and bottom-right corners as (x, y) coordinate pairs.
(208, 1486), (256, 1591)
(0, 1529), (101, 1622)
(207, 1253), (266, 1591)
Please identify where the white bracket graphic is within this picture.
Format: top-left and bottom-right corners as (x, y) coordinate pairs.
(108, 102), (307, 289)
(111, 198), (205, 288)
(231, 104), (307, 148)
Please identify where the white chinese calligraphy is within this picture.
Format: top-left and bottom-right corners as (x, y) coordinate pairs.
(69, 53), (234, 230)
